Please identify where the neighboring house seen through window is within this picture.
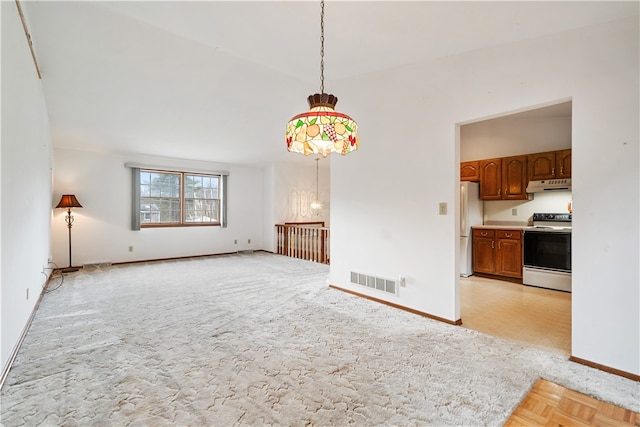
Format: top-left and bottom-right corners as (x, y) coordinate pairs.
(139, 169), (222, 227)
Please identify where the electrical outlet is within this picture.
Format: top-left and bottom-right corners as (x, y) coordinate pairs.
(248, 239), (251, 244)
(439, 202), (447, 215)
(512, 208), (518, 216)
(26, 288), (29, 300)
(128, 246), (133, 252)
(399, 275), (406, 287)
(234, 239), (237, 244)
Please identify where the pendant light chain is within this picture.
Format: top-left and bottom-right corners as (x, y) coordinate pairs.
(320, 0), (325, 94)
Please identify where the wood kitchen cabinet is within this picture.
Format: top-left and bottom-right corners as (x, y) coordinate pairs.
(460, 161), (480, 181)
(528, 149), (572, 181)
(479, 159), (502, 200)
(502, 155), (528, 200)
(479, 155), (528, 201)
(472, 228), (523, 279)
(472, 229), (496, 274)
(495, 230), (522, 278)
(556, 149), (572, 178)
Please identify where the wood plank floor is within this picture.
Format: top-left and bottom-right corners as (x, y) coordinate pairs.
(460, 276), (571, 354)
(505, 379), (639, 426)
(461, 279), (639, 426)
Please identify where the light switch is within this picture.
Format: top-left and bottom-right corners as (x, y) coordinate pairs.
(439, 202), (447, 215)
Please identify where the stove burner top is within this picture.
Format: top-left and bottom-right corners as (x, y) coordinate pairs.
(529, 212), (572, 231)
(532, 213), (572, 222)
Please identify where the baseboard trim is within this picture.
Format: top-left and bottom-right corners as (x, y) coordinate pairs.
(329, 285), (462, 326)
(569, 355), (640, 382)
(111, 250), (270, 267)
(472, 272), (522, 284)
(0, 274), (49, 389)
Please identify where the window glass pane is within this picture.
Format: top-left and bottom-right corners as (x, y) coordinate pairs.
(140, 170), (222, 226)
(184, 178), (194, 198)
(140, 171), (181, 224)
(140, 171), (151, 185)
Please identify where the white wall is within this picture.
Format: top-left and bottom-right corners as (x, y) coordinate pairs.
(460, 109), (572, 162)
(263, 160), (331, 253)
(1, 2), (53, 373)
(52, 149), (265, 265)
(272, 161), (331, 224)
(330, 17), (639, 375)
(483, 191), (572, 224)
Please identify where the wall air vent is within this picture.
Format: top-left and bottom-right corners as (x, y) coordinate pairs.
(350, 271), (397, 295)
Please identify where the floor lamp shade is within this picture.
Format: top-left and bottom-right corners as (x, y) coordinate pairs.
(56, 194), (83, 209)
(56, 194), (83, 272)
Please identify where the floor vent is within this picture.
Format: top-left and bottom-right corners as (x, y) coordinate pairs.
(350, 271), (397, 295)
(83, 262), (112, 269)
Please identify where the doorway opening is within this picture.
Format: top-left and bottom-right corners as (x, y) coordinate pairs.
(456, 99), (573, 355)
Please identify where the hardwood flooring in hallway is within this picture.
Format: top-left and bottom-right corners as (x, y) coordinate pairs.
(506, 379), (639, 426)
(460, 275), (571, 355)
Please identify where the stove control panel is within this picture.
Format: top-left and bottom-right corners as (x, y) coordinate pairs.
(532, 213), (572, 222)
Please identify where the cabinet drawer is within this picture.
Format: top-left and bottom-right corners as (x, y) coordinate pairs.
(497, 230), (521, 240)
(473, 229), (495, 238)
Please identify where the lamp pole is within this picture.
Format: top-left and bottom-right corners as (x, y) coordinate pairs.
(56, 194), (82, 273)
(64, 207), (76, 271)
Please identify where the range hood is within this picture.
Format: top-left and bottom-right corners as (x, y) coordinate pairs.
(526, 178), (572, 193)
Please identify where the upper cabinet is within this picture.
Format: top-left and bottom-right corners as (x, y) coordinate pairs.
(479, 155), (528, 200)
(528, 149), (572, 181)
(479, 158), (502, 200)
(463, 149), (571, 200)
(502, 155), (528, 200)
(460, 161), (480, 182)
(556, 149), (572, 178)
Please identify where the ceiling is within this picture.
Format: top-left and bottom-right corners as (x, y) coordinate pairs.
(20, 1), (637, 166)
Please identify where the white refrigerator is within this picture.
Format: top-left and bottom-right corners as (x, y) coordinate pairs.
(460, 181), (483, 277)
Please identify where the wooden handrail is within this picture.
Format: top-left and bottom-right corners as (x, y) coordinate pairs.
(275, 223), (330, 264)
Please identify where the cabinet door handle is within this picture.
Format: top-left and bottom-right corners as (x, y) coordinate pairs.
(491, 241), (494, 249)
(560, 167), (564, 175)
(498, 188), (501, 196)
(506, 233), (512, 237)
(481, 232), (487, 236)
(499, 241), (501, 249)
(552, 167), (555, 177)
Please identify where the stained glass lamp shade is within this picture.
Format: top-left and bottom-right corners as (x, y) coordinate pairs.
(286, 93), (359, 157)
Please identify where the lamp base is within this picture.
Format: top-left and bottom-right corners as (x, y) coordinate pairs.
(60, 267), (80, 273)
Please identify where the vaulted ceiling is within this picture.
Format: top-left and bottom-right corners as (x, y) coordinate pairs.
(20, 1), (638, 166)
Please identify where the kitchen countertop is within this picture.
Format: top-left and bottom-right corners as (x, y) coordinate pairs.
(472, 225), (528, 230)
(472, 224), (529, 230)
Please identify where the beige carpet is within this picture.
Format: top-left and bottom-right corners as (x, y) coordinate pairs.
(1, 252), (638, 426)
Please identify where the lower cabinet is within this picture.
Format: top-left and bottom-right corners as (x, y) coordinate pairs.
(472, 228), (523, 279)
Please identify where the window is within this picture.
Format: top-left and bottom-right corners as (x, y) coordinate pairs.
(139, 169), (223, 227)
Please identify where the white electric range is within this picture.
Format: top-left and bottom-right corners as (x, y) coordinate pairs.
(523, 213), (572, 292)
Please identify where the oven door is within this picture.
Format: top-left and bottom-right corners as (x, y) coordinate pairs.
(523, 230), (571, 272)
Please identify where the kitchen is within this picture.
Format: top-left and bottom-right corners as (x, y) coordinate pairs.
(459, 100), (573, 353)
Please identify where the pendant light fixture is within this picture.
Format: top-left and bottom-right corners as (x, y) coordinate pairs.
(286, 0), (359, 157)
(310, 158), (323, 215)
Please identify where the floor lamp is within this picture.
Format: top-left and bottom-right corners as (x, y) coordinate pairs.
(56, 194), (83, 272)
